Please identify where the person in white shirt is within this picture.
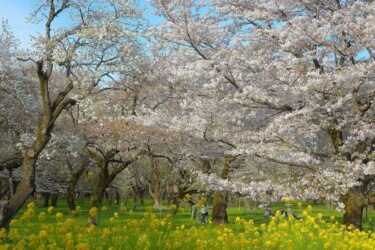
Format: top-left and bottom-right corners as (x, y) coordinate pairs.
(200, 203), (209, 224)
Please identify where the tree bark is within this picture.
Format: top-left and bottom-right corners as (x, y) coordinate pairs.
(43, 192), (50, 207)
(342, 187), (366, 230)
(232, 192), (240, 207)
(0, 131), (50, 229)
(51, 193), (58, 207)
(0, 54), (75, 229)
(149, 183), (163, 209)
(115, 188), (120, 205)
(7, 170), (14, 198)
(66, 187), (76, 212)
(212, 155), (235, 224)
(66, 160), (88, 213)
(212, 191), (228, 224)
(132, 193), (138, 211)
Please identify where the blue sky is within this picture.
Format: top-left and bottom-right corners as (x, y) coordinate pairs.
(0, 0), (160, 48)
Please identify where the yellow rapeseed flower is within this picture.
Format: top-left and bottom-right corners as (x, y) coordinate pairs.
(76, 242), (89, 250)
(87, 170), (94, 181)
(89, 207), (98, 218)
(284, 196), (291, 204)
(38, 230), (48, 239)
(47, 206), (54, 214)
(27, 202), (36, 210)
(39, 212), (46, 221)
(55, 212), (64, 222)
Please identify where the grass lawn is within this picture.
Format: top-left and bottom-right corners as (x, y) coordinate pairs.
(1, 198), (374, 249)
(14, 198), (375, 229)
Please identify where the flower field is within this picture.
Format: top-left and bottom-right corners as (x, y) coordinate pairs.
(0, 200), (375, 250)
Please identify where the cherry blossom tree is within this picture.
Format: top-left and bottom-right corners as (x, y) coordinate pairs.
(147, 0), (375, 229)
(0, 0), (144, 229)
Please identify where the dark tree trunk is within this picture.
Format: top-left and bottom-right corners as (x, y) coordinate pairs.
(232, 192), (240, 207)
(66, 187), (76, 212)
(342, 187), (366, 230)
(123, 193), (128, 206)
(51, 193), (58, 207)
(115, 189), (120, 205)
(108, 191), (113, 207)
(66, 160), (88, 214)
(132, 194), (138, 211)
(8, 170), (14, 198)
(43, 192), (50, 207)
(212, 191), (228, 224)
(0, 139), (48, 229)
(140, 189), (145, 205)
(211, 155), (234, 224)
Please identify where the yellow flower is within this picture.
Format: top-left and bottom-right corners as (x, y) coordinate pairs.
(27, 202), (36, 209)
(8, 229), (20, 241)
(55, 212), (64, 222)
(330, 215), (335, 221)
(297, 202), (303, 209)
(87, 170), (94, 181)
(317, 213), (323, 220)
(0, 228), (7, 239)
(38, 230), (48, 239)
(86, 224), (96, 234)
(76, 242), (89, 250)
(10, 219), (17, 226)
(101, 206), (107, 212)
(307, 205), (313, 212)
(47, 206), (54, 214)
(38, 212), (46, 221)
(235, 217), (242, 224)
(183, 194), (191, 202)
(114, 212), (119, 218)
(284, 196), (291, 204)
(102, 228), (111, 238)
(89, 207), (98, 218)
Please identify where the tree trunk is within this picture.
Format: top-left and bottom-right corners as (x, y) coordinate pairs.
(243, 198), (250, 214)
(115, 189), (120, 205)
(140, 188), (145, 205)
(211, 155), (234, 224)
(171, 184), (179, 214)
(90, 186), (106, 208)
(108, 190), (113, 207)
(88, 187), (106, 226)
(0, 143), (46, 229)
(212, 191), (228, 224)
(342, 187), (366, 230)
(232, 192), (240, 207)
(149, 184), (163, 209)
(66, 187), (76, 212)
(51, 193), (58, 207)
(8, 170), (14, 198)
(132, 194), (137, 211)
(43, 192), (50, 207)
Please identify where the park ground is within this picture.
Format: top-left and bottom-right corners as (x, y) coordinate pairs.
(0, 199), (375, 249)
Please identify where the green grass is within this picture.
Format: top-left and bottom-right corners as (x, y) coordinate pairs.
(13, 198), (375, 231)
(3, 198), (375, 249)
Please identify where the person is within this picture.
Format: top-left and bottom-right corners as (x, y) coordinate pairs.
(264, 208), (271, 217)
(189, 201), (197, 220)
(201, 203), (209, 224)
